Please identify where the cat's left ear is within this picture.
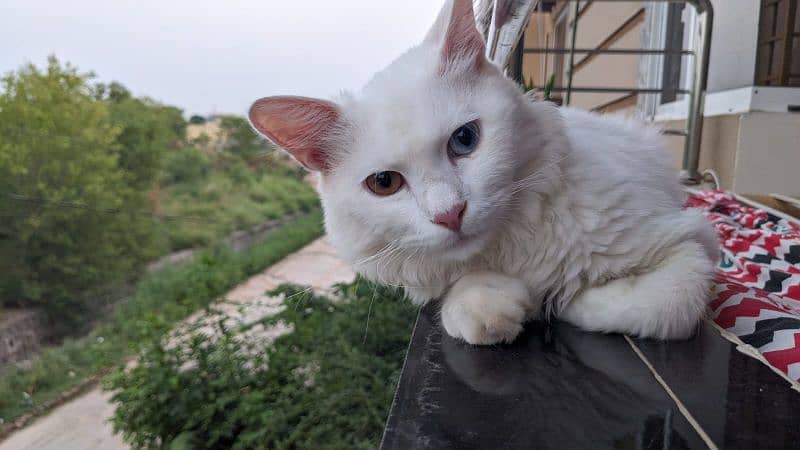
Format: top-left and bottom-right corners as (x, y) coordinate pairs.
(249, 96), (344, 172)
(425, 0), (487, 74)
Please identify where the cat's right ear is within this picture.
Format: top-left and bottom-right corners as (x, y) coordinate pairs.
(249, 96), (344, 172)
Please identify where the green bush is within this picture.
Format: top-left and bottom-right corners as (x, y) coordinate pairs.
(164, 148), (211, 185)
(108, 279), (417, 450)
(160, 173), (318, 251)
(224, 161), (254, 186)
(218, 115), (269, 161)
(0, 211), (324, 424)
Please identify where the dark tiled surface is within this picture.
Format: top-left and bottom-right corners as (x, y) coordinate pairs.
(381, 305), (800, 450)
(634, 323), (800, 450)
(381, 304), (707, 450)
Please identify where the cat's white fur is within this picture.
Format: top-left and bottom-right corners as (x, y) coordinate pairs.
(249, 0), (718, 344)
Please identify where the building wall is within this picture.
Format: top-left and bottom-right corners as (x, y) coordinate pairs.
(186, 118), (225, 152)
(520, 0), (763, 109)
(734, 112), (800, 195)
(517, 1), (798, 196)
(660, 116), (740, 190)
(519, 1), (646, 111)
(705, 0), (761, 92)
(568, 1), (643, 111)
(521, 12), (556, 88)
(660, 112), (800, 195)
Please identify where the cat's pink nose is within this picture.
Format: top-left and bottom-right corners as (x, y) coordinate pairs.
(432, 202), (466, 232)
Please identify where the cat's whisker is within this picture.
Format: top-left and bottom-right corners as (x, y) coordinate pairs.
(362, 283), (378, 344)
(508, 168), (564, 193)
(508, 154), (570, 194)
(353, 239), (399, 267)
(375, 244), (406, 284)
(368, 245), (434, 291)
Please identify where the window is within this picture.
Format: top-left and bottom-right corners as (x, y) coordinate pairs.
(660, 4), (686, 104)
(638, 3), (697, 118)
(755, 0), (800, 87)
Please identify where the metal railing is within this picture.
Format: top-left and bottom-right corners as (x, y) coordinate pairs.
(491, 0), (714, 184)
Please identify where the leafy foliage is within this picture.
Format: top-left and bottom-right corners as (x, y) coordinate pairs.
(108, 279), (417, 450)
(159, 156), (318, 251)
(101, 87), (186, 190)
(0, 211), (324, 424)
(0, 57), (161, 316)
(0, 57), (317, 315)
(544, 73), (556, 100)
(218, 115), (267, 161)
(188, 115), (207, 125)
(163, 148), (212, 185)
(0, 56), (324, 428)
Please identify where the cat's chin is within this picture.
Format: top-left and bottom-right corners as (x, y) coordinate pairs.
(433, 231), (489, 262)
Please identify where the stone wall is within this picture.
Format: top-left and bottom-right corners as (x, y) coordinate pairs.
(0, 309), (50, 369)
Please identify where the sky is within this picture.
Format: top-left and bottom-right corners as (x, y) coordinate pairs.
(0, 0), (444, 117)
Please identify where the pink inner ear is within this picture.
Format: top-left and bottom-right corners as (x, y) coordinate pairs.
(248, 96), (340, 171)
(440, 0), (486, 74)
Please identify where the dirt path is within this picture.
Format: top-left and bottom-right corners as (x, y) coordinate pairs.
(0, 237), (353, 450)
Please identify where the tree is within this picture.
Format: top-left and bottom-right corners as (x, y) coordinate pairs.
(104, 94), (185, 190)
(188, 115), (206, 125)
(107, 81), (132, 103)
(218, 115), (270, 160)
(0, 56), (159, 319)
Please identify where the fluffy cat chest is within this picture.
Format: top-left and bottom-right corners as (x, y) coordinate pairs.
(475, 209), (637, 300)
(478, 225), (580, 290)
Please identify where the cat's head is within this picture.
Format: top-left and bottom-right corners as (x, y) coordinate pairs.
(249, 0), (552, 268)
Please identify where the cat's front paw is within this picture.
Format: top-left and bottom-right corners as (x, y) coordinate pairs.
(440, 272), (534, 345)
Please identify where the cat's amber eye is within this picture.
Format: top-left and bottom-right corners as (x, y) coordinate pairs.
(365, 171), (405, 196)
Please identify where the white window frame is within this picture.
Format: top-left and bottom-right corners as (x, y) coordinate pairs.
(638, 3), (697, 120)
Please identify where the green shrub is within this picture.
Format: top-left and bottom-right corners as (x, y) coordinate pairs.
(218, 115), (270, 161)
(225, 161), (254, 186)
(160, 172), (318, 251)
(108, 279), (417, 450)
(0, 211), (324, 424)
(163, 148), (211, 185)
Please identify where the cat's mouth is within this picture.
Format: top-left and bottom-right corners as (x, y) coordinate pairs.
(447, 231), (471, 244)
(435, 229), (488, 260)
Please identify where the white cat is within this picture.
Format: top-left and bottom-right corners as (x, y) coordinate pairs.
(248, 0), (718, 345)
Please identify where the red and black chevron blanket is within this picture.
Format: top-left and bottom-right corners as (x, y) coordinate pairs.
(687, 190), (800, 383)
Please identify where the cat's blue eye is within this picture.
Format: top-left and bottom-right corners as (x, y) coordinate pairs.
(448, 121), (480, 157)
